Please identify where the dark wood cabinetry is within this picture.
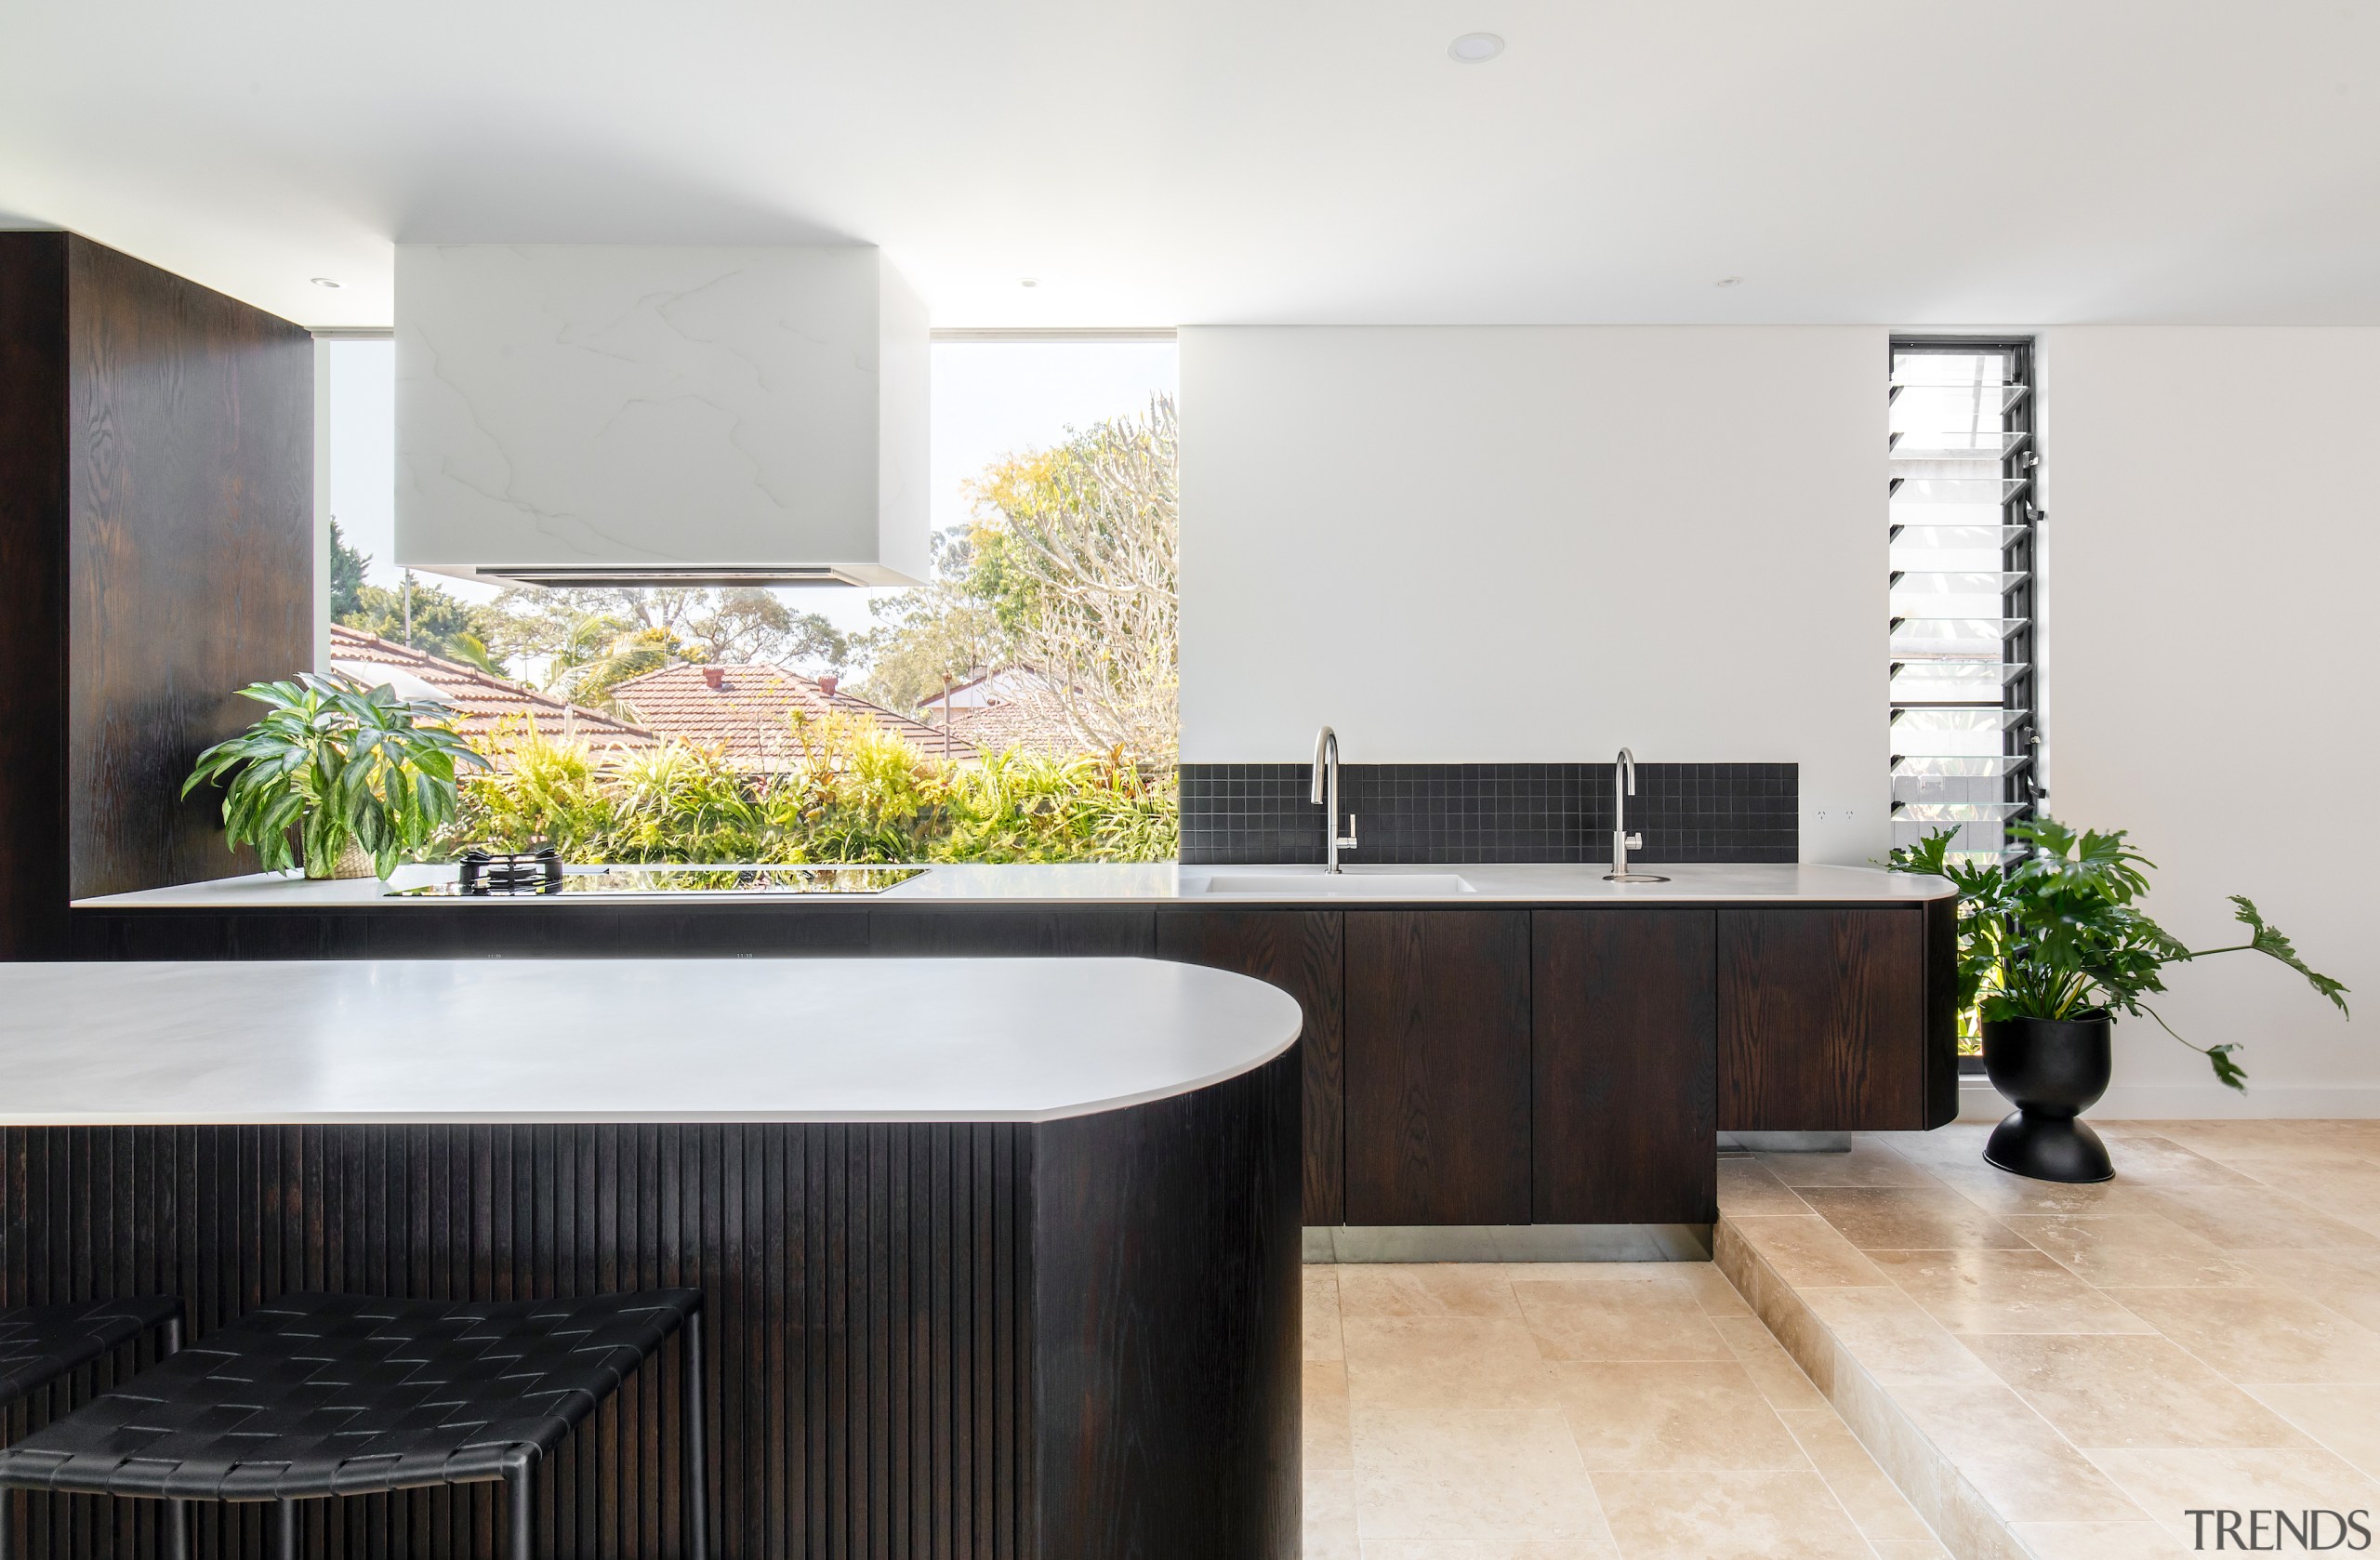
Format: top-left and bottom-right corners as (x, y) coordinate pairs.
(0, 233), (311, 958)
(870, 906), (1155, 956)
(1717, 906), (1925, 1130)
(1156, 910), (1346, 1223)
(73, 892), (1958, 1217)
(1342, 910), (1532, 1226)
(1923, 892), (1962, 1128)
(1531, 909), (1717, 1224)
(0, 1051), (1302, 1560)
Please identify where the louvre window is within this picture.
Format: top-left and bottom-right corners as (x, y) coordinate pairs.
(1888, 339), (2041, 858)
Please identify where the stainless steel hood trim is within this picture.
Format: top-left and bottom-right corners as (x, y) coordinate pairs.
(931, 326), (1177, 343)
(474, 564), (891, 588)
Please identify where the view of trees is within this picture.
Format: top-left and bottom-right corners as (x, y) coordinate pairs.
(329, 522), (506, 672)
(328, 524), (847, 705)
(851, 528), (1009, 714)
(483, 585), (848, 707)
(330, 392), (1180, 762)
(854, 395), (1179, 759)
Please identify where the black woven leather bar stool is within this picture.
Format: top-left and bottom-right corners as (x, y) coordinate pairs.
(0, 1298), (189, 1560)
(0, 1290), (707, 1560)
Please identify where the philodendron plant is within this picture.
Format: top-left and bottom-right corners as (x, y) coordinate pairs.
(186, 672), (487, 879)
(1890, 819), (2349, 1090)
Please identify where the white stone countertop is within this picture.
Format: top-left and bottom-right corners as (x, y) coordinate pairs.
(75, 861), (1953, 907)
(0, 958), (1302, 1126)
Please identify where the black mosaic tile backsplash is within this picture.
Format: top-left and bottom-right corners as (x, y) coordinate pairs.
(1179, 762), (1797, 866)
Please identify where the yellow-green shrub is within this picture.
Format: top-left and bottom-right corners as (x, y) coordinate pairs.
(449, 716), (1176, 865)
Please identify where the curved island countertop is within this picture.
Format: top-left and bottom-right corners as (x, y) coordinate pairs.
(0, 954), (1307, 1560)
(0, 956), (1304, 1126)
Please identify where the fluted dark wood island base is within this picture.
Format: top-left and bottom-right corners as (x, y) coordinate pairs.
(0, 958), (1304, 1560)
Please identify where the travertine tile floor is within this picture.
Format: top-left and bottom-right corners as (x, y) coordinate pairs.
(1718, 1121), (2380, 1559)
(1303, 1119), (2380, 1560)
(1300, 1256), (1948, 1558)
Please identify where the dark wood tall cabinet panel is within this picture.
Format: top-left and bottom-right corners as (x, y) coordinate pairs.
(66, 239), (314, 902)
(0, 235), (72, 958)
(1156, 909), (1345, 1223)
(1718, 907), (1926, 1130)
(1921, 894), (1962, 1129)
(1342, 910), (1531, 1226)
(1531, 909), (1716, 1224)
(0, 232), (312, 956)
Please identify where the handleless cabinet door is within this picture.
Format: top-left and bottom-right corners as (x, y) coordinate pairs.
(1343, 910), (1531, 1226)
(1531, 909), (1716, 1224)
(1156, 909), (1347, 1224)
(1718, 906), (1925, 1130)
(869, 906), (1156, 955)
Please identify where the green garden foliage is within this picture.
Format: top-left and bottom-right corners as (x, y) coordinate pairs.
(454, 710), (1177, 866)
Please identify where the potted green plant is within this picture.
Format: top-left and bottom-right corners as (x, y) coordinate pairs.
(1893, 819), (2348, 1183)
(185, 672), (487, 879)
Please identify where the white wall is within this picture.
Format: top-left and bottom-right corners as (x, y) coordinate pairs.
(1179, 325), (1892, 866)
(1175, 323), (2373, 1114)
(2035, 328), (2380, 1117)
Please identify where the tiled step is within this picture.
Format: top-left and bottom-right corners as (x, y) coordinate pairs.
(1717, 1209), (2180, 1559)
(1712, 1122), (2380, 1560)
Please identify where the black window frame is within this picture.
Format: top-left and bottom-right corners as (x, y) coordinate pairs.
(1888, 336), (2042, 1074)
(1887, 334), (2043, 853)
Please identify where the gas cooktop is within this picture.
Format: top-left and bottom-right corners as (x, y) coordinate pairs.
(391, 852), (925, 897)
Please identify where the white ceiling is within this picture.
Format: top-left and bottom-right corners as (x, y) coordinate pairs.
(6, 0), (2379, 330)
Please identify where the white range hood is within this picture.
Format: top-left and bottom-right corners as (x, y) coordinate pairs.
(395, 244), (928, 588)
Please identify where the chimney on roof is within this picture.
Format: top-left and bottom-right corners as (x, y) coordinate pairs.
(818, 673), (840, 699)
(702, 666), (724, 690)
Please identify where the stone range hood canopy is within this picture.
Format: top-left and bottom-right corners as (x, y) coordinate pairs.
(395, 244), (929, 588)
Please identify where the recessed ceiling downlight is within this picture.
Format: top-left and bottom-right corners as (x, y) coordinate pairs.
(311, 277), (341, 288)
(1448, 32), (1504, 63)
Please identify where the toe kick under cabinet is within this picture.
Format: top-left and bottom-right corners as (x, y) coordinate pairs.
(1157, 900), (1958, 1229)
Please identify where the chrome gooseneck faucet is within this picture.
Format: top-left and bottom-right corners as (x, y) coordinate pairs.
(1605, 747), (1670, 884)
(1311, 726), (1360, 874)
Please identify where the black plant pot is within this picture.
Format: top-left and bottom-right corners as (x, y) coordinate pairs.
(1981, 1014), (2115, 1183)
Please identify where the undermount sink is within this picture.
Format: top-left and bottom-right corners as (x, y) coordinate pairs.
(1199, 872), (1477, 897)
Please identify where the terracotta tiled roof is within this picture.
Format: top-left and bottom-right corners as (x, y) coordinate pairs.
(609, 663), (979, 772)
(327, 625), (658, 763)
(937, 685), (1091, 759)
